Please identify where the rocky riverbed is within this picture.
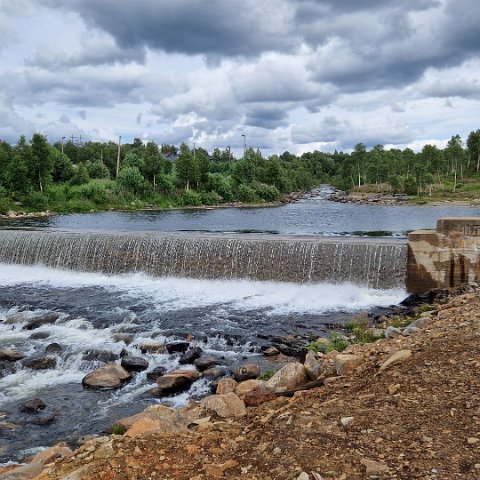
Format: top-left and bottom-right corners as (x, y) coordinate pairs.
(1, 284), (479, 479)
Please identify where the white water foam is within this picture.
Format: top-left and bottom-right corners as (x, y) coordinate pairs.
(0, 264), (406, 315)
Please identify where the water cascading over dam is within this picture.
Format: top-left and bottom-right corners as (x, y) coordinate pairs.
(0, 230), (407, 288)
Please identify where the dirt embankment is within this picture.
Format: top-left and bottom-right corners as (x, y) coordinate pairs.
(3, 288), (480, 480)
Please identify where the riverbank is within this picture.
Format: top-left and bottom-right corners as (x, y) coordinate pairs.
(329, 189), (480, 207)
(3, 284), (479, 479)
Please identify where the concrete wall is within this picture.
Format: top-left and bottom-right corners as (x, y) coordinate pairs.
(407, 217), (480, 292)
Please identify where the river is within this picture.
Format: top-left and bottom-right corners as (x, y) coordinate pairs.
(0, 187), (479, 463)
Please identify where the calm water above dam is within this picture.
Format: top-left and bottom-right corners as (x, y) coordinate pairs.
(2, 187), (480, 235)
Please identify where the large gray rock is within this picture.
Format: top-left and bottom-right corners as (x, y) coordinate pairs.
(304, 350), (322, 380)
(23, 355), (57, 370)
(120, 356), (149, 372)
(179, 347), (203, 365)
(266, 363), (308, 391)
(23, 313), (60, 331)
(82, 363), (131, 390)
(0, 350), (25, 362)
(333, 354), (363, 376)
(234, 364), (260, 382)
(194, 356), (219, 371)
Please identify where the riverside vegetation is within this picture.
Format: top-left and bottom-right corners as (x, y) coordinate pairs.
(1, 129), (480, 215)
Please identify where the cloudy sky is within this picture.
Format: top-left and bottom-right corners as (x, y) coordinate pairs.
(0, 0), (479, 156)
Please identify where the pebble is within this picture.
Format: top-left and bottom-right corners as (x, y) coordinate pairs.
(340, 417), (354, 428)
(297, 473), (310, 480)
(467, 437), (479, 444)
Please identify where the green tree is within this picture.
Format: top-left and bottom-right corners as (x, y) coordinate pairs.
(175, 143), (199, 190)
(31, 133), (53, 192)
(117, 166), (146, 195)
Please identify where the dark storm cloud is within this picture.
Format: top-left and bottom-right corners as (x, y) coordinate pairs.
(47, 0), (295, 58)
(245, 105), (289, 129)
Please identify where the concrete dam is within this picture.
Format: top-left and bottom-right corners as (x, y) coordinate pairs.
(1, 217), (480, 292)
(0, 230), (407, 289)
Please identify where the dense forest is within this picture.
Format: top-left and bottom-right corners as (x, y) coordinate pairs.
(0, 129), (479, 214)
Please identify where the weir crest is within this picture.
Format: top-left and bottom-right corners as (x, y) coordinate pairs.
(0, 230), (407, 289)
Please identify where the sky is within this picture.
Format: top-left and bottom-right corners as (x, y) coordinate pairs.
(0, 0), (479, 157)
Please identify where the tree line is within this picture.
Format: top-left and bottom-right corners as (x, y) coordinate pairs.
(0, 129), (479, 213)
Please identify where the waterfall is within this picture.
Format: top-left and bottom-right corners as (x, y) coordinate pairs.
(0, 230), (407, 288)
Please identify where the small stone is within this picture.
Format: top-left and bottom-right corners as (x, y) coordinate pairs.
(340, 417), (354, 428)
(467, 437), (479, 444)
(360, 458), (389, 475)
(379, 350), (412, 371)
(297, 473), (310, 480)
(388, 384), (401, 395)
(422, 436), (433, 443)
(263, 346), (280, 356)
(273, 447), (282, 455)
(21, 399), (46, 413)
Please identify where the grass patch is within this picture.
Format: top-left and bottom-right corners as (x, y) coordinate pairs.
(258, 368), (275, 381)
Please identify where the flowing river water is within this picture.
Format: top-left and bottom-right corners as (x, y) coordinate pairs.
(1, 187), (479, 463)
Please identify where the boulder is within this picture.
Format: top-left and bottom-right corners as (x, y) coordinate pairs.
(120, 356), (149, 372)
(201, 392), (247, 418)
(333, 354), (363, 376)
(23, 355), (56, 370)
(21, 399), (46, 413)
(402, 325), (420, 336)
(236, 380), (276, 407)
(0, 462), (43, 480)
(266, 363), (308, 391)
(234, 364), (260, 382)
(32, 445), (73, 464)
(155, 370), (200, 396)
(112, 333), (134, 344)
(82, 363), (131, 390)
(0, 350), (25, 362)
(82, 350), (118, 363)
(45, 343), (62, 353)
(166, 341), (190, 354)
(202, 366), (227, 379)
(30, 331), (51, 340)
(304, 350), (322, 380)
(30, 415), (56, 426)
(23, 313), (60, 331)
(194, 356), (219, 371)
(146, 366), (167, 382)
(179, 347), (203, 365)
(262, 346), (280, 356)
(139, 342), (167, 354)
(384, 326), (402, 339)
(216, 377), (238, 395)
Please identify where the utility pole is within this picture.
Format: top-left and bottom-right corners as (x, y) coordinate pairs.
(116, 136), (122, 178)
(61, 136), (65, 154)
(242, 134), (246, 159)
(227, 146), (231, 167)
(193, 141), (196, 161)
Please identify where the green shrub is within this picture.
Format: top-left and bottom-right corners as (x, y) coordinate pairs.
(200, 191), (221, 205)
(22, 191), (48, 211)
(182, 189), (202, 206)
(258, 368), (275, 381)
(328, 332), (349, 352)
(254, 183), (280, 201)
(109, 423), (126, 435)
(70, 164), (90, 186)
(236, 184), (258, 203)
(0, 196), (10, 215)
